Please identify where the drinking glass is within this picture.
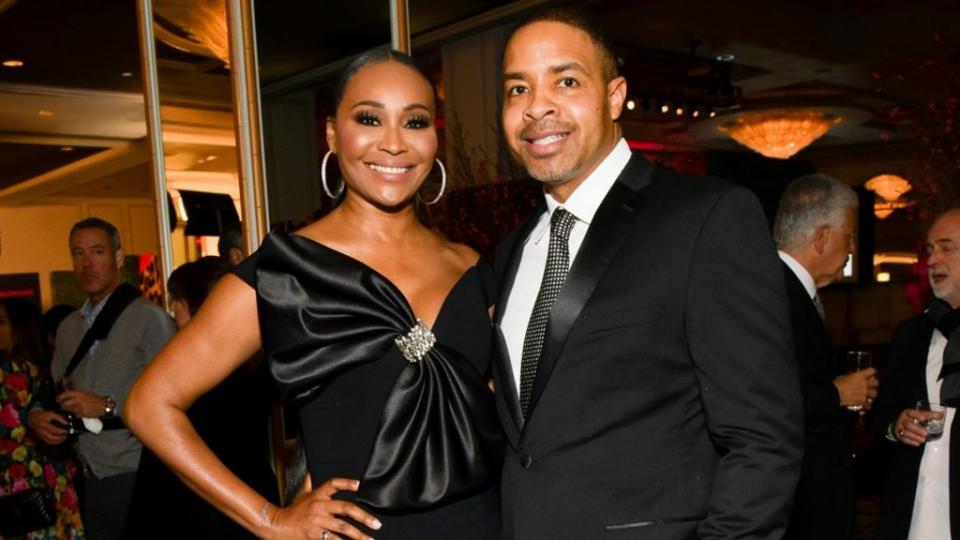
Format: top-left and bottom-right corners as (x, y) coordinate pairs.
(845, 350), (872, 411)
(57, 376), (80, 436)
(916, 400), (945, 442)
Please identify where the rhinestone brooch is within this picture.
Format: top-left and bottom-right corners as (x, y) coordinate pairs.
(395, 319), (436, 363)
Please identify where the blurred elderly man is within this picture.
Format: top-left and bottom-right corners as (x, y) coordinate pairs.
(773, 174), (878, 540)
(873, 208), (960, 540)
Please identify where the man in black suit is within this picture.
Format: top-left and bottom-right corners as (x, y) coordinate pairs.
(493, 8), (803, 539)
(772, 174), (879, 539)
(873, 209), (960, 540)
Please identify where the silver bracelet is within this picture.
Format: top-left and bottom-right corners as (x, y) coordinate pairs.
(259, 501), (273, 526)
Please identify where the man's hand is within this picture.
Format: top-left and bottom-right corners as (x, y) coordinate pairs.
(27, 409), (68, 445)
(892, 408), (943, 447)
(58, 390), (106, 418)
(833, 367), (879, 410)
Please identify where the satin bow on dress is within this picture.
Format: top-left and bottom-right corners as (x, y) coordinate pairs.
(255, 232), (502, 509)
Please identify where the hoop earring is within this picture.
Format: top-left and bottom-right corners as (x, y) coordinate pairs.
(321, 150), (344, 199)
(418, 159), (446, 206)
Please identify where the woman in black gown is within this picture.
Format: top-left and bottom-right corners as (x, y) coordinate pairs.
(125, 49), (502, 540)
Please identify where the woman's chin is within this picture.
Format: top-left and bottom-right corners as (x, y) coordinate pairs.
(348, 191), (419, 213)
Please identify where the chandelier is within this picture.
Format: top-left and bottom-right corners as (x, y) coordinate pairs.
(154, 0), (230, 67)
(718, 110), (841, 159)
(865, 174), (912, 219)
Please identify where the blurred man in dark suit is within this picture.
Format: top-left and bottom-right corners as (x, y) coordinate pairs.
(773, 174), (878, 539)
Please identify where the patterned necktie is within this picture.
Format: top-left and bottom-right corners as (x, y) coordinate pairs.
(812, 294), (826, 321)
(519, 208), (577, 417)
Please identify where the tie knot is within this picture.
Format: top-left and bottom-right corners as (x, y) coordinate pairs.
(550, 208), (576, 241)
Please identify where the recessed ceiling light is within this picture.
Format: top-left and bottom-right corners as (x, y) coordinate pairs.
(3, 59), (24, 68)
(626, 100), (636, 111)
(38, 109), (54, 117)
(61, 146), (74, 152)
(716, 53), (736, 62)
(121, 71), (133, 78)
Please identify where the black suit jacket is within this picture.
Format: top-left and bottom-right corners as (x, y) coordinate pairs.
(873, 314), (960, 540)
(492, 153), (803, 539)
(780, 263), (855, 540)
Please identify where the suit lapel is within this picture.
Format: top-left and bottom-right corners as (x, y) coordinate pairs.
(526, 155), (654, 419)
(494, 204), (544, 439)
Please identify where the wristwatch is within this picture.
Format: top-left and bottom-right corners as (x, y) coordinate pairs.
(102, 396), (117, 417)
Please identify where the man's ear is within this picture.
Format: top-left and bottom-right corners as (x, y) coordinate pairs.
(325, 117), (337, 154)
(114, 248), (125, 268)
(813, 225), (831, 255)
(607, 76), (627, 121)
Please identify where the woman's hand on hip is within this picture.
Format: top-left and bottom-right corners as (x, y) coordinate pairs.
(267, 477), (381, 540)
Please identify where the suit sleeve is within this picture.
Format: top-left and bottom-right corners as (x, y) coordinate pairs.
(685, 186), (804, 539)
(787, 305), (843, 426)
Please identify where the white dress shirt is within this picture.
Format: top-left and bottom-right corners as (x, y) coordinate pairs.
(778, 251), (817, 300)
(500, 138), (632, 391)
(907, 329), (954, 540)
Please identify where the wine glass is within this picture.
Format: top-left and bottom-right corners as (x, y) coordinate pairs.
(58, 375), (80, 435)
(846, 351), (872, 411)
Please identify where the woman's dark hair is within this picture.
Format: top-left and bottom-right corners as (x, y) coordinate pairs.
(42, 304), (75, 343)
(168, 256), (231, 315)
(332, 47), (433, 111)
(1, 298), (44, 363)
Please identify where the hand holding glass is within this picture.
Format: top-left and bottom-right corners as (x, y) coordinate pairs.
(916, 400), (945, 441)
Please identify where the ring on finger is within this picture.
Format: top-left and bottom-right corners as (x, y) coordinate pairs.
(321, 531), (331, 540)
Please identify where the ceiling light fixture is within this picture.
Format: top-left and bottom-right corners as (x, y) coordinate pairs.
(865, 174), (913, 219)
(865, 174), (911, 202)
(2, 59), (24, 68)
(717, 110), (841, 159)
(626, 100), (636, 111)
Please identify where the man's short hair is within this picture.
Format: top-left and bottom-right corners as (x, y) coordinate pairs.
(508, 7), (621, 81)
(217, 224), (243, 259)
(773, 174), (859, 251)
(70, 217), (121, 252)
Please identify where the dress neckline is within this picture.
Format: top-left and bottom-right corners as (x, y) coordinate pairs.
(287, 232), (477, 330)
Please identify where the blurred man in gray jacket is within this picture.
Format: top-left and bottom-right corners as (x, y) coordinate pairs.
(28, 217), (175, 540)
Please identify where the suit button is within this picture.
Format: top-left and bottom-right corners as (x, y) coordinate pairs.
(519, 454), (533, 469)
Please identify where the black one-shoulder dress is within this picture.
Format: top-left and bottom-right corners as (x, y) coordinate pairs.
(233, 232), (502, 539)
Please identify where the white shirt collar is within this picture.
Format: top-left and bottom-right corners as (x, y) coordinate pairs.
(778, 250), (817, 299)
(534, 138), (631, 244)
